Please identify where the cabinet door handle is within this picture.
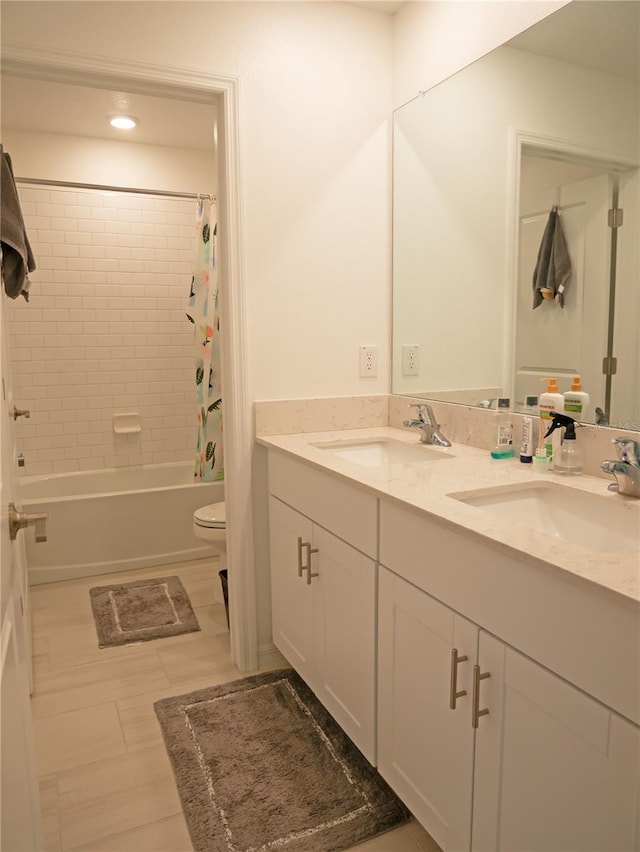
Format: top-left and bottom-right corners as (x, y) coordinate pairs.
(297, 537), (305, 577)
(472, 664), (491, 728)
(449, 648), (468, 709)
(303, 542), (319, 585)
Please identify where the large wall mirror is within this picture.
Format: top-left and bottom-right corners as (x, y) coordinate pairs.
(392, 1), (639, 430)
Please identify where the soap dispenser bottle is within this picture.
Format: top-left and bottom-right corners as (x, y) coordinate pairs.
(563, 375), (590, 422)
(544, 412), (583, 475)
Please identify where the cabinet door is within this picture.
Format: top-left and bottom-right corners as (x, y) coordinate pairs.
(473, 631), (640, 852)
(312, 525), (376, 764)
(269, 497), (314, 684)
(378, 567), (477, 851)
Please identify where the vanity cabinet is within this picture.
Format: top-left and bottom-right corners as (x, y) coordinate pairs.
(378, 565), (476, 850)
(268, 452), (378, 763)
(379, 566), (640, 851)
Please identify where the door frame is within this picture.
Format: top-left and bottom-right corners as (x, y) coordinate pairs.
(1, 42), (258, 671)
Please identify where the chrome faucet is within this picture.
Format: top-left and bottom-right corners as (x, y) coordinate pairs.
(601, 437), (640, 498)
(403, 403), (451, 447)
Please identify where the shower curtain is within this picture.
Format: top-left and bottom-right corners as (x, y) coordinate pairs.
(186, 196), (224, 481)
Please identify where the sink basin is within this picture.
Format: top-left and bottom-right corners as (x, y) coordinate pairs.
(311, 438), (453, 467)
(449, 481), (640, 553)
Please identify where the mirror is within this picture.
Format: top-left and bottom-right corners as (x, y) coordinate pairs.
(392, 1), (639, 430)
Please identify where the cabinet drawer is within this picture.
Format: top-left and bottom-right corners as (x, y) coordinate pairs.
(268, 451), (377, 558)
(379, 499), (640, 725)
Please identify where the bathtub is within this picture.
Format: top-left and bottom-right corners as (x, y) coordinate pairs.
(20, 462), (223, 585)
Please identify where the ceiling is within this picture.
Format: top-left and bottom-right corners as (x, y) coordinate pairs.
(1, 75), (218, 150)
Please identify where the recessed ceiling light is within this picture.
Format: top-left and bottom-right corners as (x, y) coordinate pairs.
(109, 115), (138, 130)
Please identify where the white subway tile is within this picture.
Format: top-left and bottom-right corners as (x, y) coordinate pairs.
(71, 232), (93, 245)
(37, 203), (65, 218)
(79, 245), (106, 259)
(25, 461), (54, 475)
(53, 460), (80, 473)
(49, 190), (77, 205)
(51, 218), (78, 232)
(19, 188), (50, 203)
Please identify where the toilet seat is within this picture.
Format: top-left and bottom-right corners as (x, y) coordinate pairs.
(194, 502), (226, 530)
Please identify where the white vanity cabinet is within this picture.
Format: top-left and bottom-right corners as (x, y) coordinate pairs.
(379, 566), (640, 851)
(472, 631), (640, 852)
(378, 566), (477, 850)
(268, 452), (378, 763)
(378, 501), (640, 852)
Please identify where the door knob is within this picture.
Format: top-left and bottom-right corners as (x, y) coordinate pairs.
(12, 406), (31, 420)
(8, 502), (48, 542)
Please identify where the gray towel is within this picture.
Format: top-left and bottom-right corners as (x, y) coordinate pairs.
(1, 150), (35, 301)
(532, 206), (571, 309)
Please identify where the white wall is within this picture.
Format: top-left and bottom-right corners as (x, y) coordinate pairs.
(3, 128), (217, 196)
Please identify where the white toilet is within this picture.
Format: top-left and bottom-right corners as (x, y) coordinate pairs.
(193, 502), (228, 615)
(193, 501), (226, 555)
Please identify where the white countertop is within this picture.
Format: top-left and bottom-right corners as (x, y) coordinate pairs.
(257, 426), (640, 609)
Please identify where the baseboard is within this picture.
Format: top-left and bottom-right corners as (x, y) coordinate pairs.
(258, 642), (289, 671)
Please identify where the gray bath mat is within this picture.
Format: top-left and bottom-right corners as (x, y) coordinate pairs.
(154, 668), (410, 852)
(89, 575), (200, 647)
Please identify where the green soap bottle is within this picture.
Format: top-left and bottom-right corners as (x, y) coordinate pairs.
(490, 397), (515, 459)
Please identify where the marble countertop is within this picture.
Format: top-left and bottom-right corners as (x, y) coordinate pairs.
(257, 426), (640, 609)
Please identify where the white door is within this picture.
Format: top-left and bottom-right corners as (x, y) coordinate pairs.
(472, 631), (640, 852)
(312, 526), (376, 763)
(268, 496), (315, 683)
(515, 172), (611, 412)
(378, 567), (477, 851)
(0, 291), (43, 851)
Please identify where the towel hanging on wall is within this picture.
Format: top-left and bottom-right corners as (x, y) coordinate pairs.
(1, 148), (36, 301)
(532, 206), (572, 309)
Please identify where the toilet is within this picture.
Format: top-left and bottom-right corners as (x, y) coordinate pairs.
(193, 502), (228, 615)
(193, 501), (226, 555)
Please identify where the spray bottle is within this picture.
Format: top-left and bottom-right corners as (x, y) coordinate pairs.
(538, 377), (564, 465)
(543, 412), (583, 475)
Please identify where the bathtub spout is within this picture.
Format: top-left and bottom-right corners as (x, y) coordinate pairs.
(8, 502), (48, 542)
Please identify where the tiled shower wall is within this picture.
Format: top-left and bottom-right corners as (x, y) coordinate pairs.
(8, 184), (199, 476)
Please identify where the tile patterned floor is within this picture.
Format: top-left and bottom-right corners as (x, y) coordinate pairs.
(31, 558), (441, 852)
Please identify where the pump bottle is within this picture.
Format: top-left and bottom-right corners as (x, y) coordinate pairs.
(563, 375), (590, 422)
(544, 412), (583, 475)
(539, 378), (564, 463)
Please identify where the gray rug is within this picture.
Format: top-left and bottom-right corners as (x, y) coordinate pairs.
(154, 669), (410, 852)
(89, 575), (200, 648)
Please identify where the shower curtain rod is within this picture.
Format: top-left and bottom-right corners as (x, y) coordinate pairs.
(15, 176), (215, 202)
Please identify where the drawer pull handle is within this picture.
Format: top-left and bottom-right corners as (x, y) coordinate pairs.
(449, 648), (468, 710)
(472, 664), (491, 728)
(303, 542), (319, 585)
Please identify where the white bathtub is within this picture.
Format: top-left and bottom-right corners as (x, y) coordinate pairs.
(20, 462), (223, 585)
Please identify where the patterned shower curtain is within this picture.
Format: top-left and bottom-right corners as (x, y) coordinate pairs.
(186, 196), (224, 481)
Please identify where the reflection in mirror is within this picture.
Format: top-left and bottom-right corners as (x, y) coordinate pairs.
(392, 1), (639, 430)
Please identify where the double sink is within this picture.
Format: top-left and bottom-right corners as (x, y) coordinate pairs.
(311, 436), (640, 555)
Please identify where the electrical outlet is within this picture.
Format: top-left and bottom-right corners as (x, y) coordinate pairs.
(359, 344), (378, 378)
(402, 344), (419, 376)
